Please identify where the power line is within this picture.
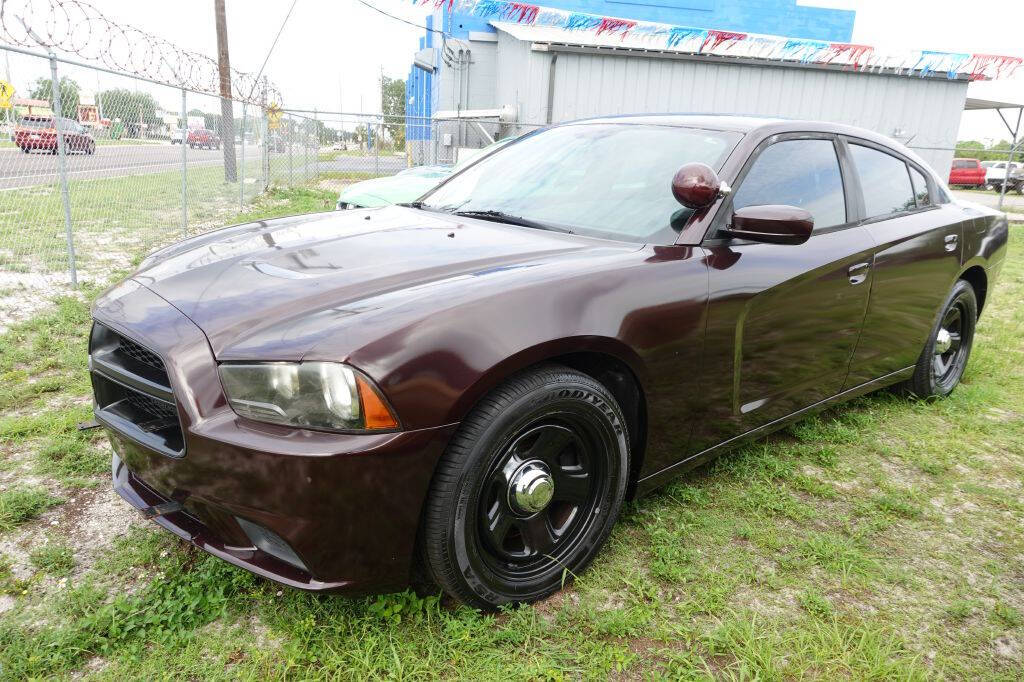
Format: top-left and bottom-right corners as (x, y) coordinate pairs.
(354, 0), (446, 36)
(248, 0), (300, 100)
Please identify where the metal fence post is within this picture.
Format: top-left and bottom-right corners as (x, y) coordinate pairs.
(374, 120), (380, 176)
(239, 104), (246, 210)
(260, 109), (267, 191)
(180, 88), (188, 237)
(314, 109), (319, 180)
(49, 51), (77, 287)
(287, 114), (293, 186)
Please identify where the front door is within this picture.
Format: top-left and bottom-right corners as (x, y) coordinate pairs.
(691, 135), (874, 452)
(842, 141), (966, 388)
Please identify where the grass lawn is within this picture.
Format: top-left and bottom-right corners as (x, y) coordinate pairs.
(317, 148), (405, 162)
(955, 186), (1024, 197)
(0, 208), (1021, 679)
(0, 159), (327, 281)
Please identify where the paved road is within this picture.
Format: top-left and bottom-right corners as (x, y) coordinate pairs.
(0, 143), (229, 190)
(952, 189), (1024, 218)
(0, 144), (410, 190)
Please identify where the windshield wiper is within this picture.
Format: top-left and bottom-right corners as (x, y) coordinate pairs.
(452, 210), (572, 233)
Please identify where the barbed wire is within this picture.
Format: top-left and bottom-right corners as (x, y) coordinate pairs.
(0, 0), (283, 105)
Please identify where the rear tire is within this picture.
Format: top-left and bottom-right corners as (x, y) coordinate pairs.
(905, 279), (977, 398)
(421, 365), (629, 609)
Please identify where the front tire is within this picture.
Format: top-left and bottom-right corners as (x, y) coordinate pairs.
(905, 279), (977, 398)
(422, 365), (629, 609)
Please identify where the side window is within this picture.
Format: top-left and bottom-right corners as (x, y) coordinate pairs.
(850, 145), (916, 218)
(732, 139), (847, 230)
(908, 166), (931, 207)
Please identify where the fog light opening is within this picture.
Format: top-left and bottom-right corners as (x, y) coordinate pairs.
(235, 517), (308, 572)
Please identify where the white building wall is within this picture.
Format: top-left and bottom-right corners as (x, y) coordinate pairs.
(489, 30), (968, 173)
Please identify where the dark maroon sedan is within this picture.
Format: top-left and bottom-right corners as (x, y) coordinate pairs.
(91, 115), (1007, 609)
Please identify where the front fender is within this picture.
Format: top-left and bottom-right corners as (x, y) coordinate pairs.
(443, 336), (648, 426)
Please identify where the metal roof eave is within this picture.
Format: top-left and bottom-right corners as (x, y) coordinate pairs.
(528, 41), (971, 82)
(965, 97), (1024, 111)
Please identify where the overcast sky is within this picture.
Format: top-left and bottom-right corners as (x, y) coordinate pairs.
(6, 0), (1023, 142)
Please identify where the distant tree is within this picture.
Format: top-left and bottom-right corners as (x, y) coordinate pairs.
(955, 139), (1016, 162)
(381, 76), (406, 149)
(988, 139), (1014, 163)
(954, 140), (985, 159)
(203, 112), (223, 135)
(353, 123), (368, 148)
(30, 77), (79, 118)
(96, 89), (160, 137)
(101, 89), (159, 125)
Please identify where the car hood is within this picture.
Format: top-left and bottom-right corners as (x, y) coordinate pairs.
(338, 174), (446, 208)
(132, 206), (626, 360)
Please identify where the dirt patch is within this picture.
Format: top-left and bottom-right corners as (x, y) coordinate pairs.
(0, 482), (142, 585)
(993, 635), (1020, 660)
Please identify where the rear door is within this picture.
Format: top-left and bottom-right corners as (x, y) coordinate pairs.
(842, 139), (966, 388)
(693, 134), (875, 450)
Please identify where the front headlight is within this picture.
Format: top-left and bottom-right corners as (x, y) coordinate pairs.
(218, 362), (398, 431)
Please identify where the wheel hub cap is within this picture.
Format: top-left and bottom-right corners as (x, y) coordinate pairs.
(935, 328), (952, 355)
(508, 460), (554, 514)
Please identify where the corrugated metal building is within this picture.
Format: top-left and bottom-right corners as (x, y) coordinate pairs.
(407, 2), (973, 174)
(490, 22), (967, 172)
(407, 0), (857, 158)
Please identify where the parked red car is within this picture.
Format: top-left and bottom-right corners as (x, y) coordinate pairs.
(92, 116), (1007, 609)
(186, 128), (220, 150)
(15, 116), (96, 154)
(948, 158), (986, 187)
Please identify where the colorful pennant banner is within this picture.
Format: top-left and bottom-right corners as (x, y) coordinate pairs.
(412, 0), (1021, 80)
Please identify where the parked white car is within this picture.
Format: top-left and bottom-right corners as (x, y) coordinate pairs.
(984, 161), (1022, 191)
(170, 128), (185, 145)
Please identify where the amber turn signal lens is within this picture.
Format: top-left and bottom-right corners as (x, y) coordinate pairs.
(356, 376), (399, 429)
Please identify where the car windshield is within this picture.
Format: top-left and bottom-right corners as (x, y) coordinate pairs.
(421, 123), (741, 244)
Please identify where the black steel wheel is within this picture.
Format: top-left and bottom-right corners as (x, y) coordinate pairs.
(422, 365), (629, 609)
(906, 279), (977, 398)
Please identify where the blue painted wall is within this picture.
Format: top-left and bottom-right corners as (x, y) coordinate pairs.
(407, 1), (856, 140)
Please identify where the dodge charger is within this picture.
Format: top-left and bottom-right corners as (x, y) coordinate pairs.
(90, 115), (1008, 609)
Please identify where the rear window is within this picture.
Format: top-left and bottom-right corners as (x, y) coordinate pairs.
(850, 144), (917, 218)
(908, 166), (932, 207)
(952, 159), (977, 169)
(20, 117), (53, 129)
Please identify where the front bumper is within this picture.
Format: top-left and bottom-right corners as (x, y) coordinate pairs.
(94, 278), (457, 593)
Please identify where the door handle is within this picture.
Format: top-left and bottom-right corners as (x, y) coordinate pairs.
(944, 234), (958, 252)
(847, 262), (870, 285)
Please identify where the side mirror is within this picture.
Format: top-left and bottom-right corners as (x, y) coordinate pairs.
(724, 205), (813, 245)
(671, 162), (730, 209)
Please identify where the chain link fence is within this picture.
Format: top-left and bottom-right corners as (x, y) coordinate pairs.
(6, 40), (1015, 334)
(0, 44), (293, 330)
(0, 44), (535, 332)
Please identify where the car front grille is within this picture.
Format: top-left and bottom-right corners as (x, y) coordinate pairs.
(89, 323), (185, 457)
(116, 335), (165, 374)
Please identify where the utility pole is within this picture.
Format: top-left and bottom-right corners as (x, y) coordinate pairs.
(214, 0), (237, 182)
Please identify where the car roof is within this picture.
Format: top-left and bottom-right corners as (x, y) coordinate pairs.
(559, 113), (930, 169)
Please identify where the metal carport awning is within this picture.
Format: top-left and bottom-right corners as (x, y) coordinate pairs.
(964, 97), (1023, 211)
